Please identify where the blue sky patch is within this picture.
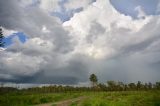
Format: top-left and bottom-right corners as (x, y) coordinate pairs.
(110, 0), (160, 18)
(4, 32), (27, 47)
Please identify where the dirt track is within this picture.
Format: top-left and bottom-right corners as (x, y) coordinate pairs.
(36, 96), (86, 106)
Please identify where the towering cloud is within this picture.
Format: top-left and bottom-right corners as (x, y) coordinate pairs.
(63, 0), (160, 83)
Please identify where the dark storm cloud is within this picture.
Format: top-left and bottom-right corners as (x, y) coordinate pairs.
(0, 52), (90, 84)
(0, 72), (79, 84)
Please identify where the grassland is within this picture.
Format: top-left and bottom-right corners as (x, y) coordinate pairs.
(72, 91), (160, 106)
(0, 92), (83, 106)
(0, 91), (160, 106)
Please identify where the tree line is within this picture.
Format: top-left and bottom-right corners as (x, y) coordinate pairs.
(0, 74), (160, 94)
(89, 74), (160, 91)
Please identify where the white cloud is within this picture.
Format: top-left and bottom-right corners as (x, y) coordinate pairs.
(23, 37), (54, 55)
(19, 0), (33, 7)
(135, 6), (146, 19)
(39, 0), (60, 12)
(42, 25), (50, 33)
(63, 0), (150, 59)
(64, 0), (93, 10)
(0, 48), (5, 51)
(1, 27), (17, 37)
(2, 52), (43, 76)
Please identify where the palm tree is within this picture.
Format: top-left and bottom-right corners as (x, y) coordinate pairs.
(0, 27), (5, 47)
(89, 74), (98, 87)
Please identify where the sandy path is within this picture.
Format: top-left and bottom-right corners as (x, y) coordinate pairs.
(35, 96), (86, 106)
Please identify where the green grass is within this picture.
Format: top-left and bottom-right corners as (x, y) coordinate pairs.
(0, 91), (160, 106)
(0, 92), (83, 106)
(79, 91), (160, 106)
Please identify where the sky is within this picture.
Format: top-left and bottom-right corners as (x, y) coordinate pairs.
(0, 0), (160, 85)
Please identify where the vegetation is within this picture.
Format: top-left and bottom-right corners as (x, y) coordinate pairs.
(78, 91), (160, 106)
(89, 74), (98, 87)
(0, 27), (5, 47)
(0, 91), (159, 106)
(0, 74), (160, 106)
(0, 92), (83, 106)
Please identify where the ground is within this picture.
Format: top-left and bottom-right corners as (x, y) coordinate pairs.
(0, 91), (160, 106)
(36, 96), (86, 106)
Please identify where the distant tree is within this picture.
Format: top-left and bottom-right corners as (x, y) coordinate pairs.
(98, 83), (107, 91)
(144, 83), (148, 90)
(0, 83), (4, 87)
(117, 82), (125, 91)
(107, 81), (117, 91)
(155, 82), (160, 90)
(137, 81), (142, 90)
(0, 27), (5, 47)
(128, 83), (136, 90)
(89, 74), (98, 87)
(148, 82), (152, 90)
(124, 84), (128, 91)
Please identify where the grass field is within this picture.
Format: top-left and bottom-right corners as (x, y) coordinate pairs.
(0, 91), (160, 106)
(72, 91), (160, 106)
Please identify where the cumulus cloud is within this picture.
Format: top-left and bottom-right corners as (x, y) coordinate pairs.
(135, 6), (146, 19)
(63, 0), (160, 82)
(39, 0), (60, 12)
(18, 0), (33, 7)
(64, 0), (93, 10)
(0, 0), (160, 84)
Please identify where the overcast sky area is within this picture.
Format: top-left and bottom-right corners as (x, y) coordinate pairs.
(0, 0), (160, 85)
